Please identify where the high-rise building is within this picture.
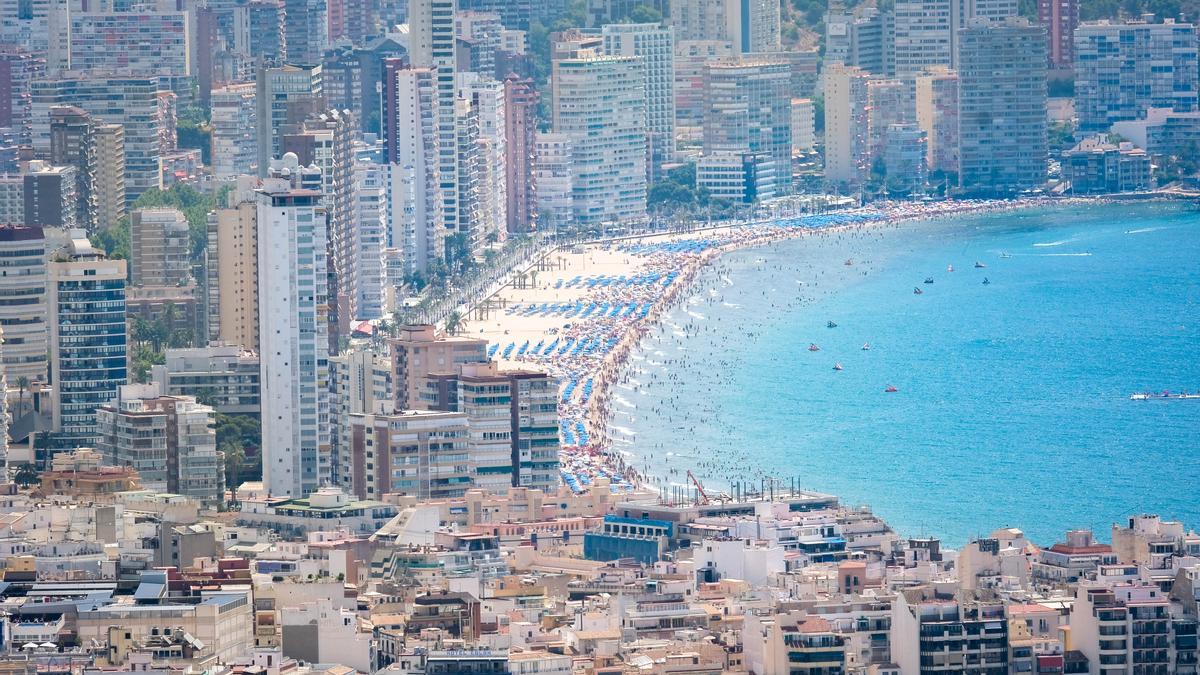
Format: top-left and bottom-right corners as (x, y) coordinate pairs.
(31, 75), (174, 203)
(383, 65), (445, 276)
(791, 98), (815, 154)
(409, 0), (461, 237)
(255, 64), (323, 178)
(552, 47), (647, 225)
(866, 79), (913, 164)
(702, 56), (792, 196)
(456, 11), (503, 76)
(423, 361), (560, 492)
(97, 384), (224, 505)
(822, 64), (871, 186)
(0, 0), (70, 72)
(533, 132), (572, 229)
(345, 409), (471, 499)
(1038, 0), (1078, 68)
(330, 343), (393, 489)
(503, 76), (538, 233)
(603, 24), (675, 183)
(958, 17), (1047, 194)
(915, 66), (959, 175)
(450, 100), (482, 253)
(283, 0), (329, 65)
(0, 225), (47, 384)
(892, 0), (952, 80)
(893, 0), (1017, 78)
(1073, 20), (1199, 132)
(94, 124), (126, 231)
(351, 160), (386, 320)
(69, 10), (192, 78)
(458, 74), (506, 248)
(130, 209), (191, 288)
(48, 233), (127, 450)
(669, 0), (780, 53)
(257, 153), (331, 497)
(281, 108), (355, 349)
(674, 40), (734, 126)
(824, 5), (893, 76)
(23, 161), (76, 230)
(0, 47), (46, 146)
(211, 83), (258, 179)
(248, 0), (286, 65)
(49, 105), (97, 232)
(882, 124), (928, 192)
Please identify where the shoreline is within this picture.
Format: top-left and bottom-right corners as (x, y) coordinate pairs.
(479, 197), (1108, 493)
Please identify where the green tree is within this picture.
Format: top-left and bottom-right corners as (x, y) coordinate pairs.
(222, 441), (245, 495)
(15, 376), (29, 418)
(216, 413), (262, 481)
(13, 463), (39, 487)
(627, 4), (662, 22)
(444, 310), (466, 336)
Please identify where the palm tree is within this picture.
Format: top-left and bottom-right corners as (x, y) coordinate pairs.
(222, 441), (245, 497)
(15, 376), (29, 418)
(13, 463), (38, 487)
(444, 310), (465, 336)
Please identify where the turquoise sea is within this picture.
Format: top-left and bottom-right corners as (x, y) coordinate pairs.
(617, 202), (1200, 547)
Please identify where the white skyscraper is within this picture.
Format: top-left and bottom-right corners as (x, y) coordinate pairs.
(668, 0), (779, 53)
(388, 67), (445, 279)
(893, 0), (1018, 78)
(210, 83), (258, 179)
(352, 159), (386, 320)
(552, 47), (647, 226)
(409, 0), (461, 239)
(257, 153), (331, 497)
(458, 73), (507, 246)
(823, 63), (871, 186)
(602, 23), (676, 182)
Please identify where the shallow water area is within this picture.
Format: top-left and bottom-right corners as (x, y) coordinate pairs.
(621, 202), (1200, 546)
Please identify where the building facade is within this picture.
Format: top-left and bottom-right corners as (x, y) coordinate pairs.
(48, 235), (127, 449)
(257, 155), (331, 497)
(552, 49), (647, 226)
(97, 385), (224, 505)
(602, 23), (675, 182)
(957, 18), (1048, 194)
(1074, 20), (1199, 132)
(0, 225), (47, 384)
(130, 209), (191, 288)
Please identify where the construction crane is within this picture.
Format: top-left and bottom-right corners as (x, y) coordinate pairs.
(687, 470), (709, 505)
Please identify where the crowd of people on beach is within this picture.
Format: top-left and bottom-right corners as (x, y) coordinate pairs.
(491, 197), (1101, 494)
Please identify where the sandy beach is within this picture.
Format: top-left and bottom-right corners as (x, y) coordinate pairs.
(468, 197), (1103, 492)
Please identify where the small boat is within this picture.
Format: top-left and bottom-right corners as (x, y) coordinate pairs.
(924, 277), (934, 284)
(833, 362), (843, 371)
(974, 261), (986, 269)
(982, 278), (990, 285)
(808, 343), (820, 352)
(1000, 252), (1011, 259)
(844, 258), (854, 266)
(827, 320), (838, 328)
(884, 385), (898, 393)
(947, 264), (955, 272)
(913, 287), (923, 295)
(862, 343), (871, 351)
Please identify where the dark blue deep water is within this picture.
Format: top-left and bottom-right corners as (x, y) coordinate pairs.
(619, 203), (1200, 546)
